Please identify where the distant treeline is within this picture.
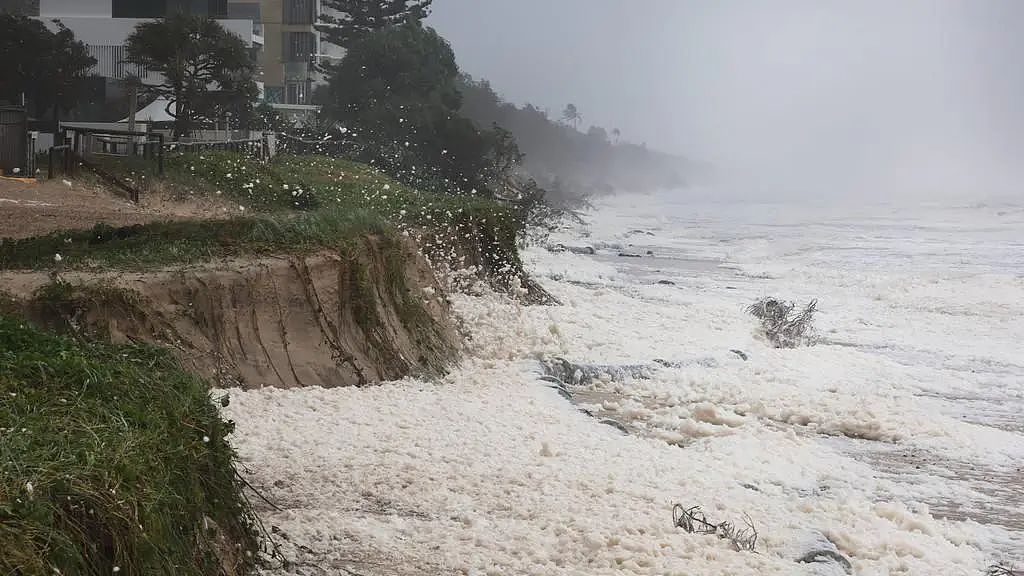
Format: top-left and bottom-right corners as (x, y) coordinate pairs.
(457, 75), (705, 202)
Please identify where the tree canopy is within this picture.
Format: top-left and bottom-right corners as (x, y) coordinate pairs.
(125, 13), (256, 140)
(457, 75), (695, 200)
(318, 0), (432, 49)
(326, 20), (517, 196)
(0, 14), (96, 130)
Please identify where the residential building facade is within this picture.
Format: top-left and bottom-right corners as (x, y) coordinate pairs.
(228, 0), (316, 106)
(4, 0), (262, 75)
(1, 0), (338, 117)
(228, 1), (347, 121)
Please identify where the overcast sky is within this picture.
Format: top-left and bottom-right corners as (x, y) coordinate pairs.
(430, 0), (1024, 199)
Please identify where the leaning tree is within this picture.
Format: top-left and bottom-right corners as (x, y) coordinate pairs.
(125, 13), (256, 140)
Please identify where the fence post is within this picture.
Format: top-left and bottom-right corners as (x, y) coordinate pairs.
(20, 111), (29, 176)
(70, 132), (78, 176)
(157, 134), (164, 176)
(126, 83), (137, 156)
(26, 132), (35, 177)
(63, 136), (71, 175)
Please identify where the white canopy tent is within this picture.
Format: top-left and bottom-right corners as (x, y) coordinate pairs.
(119, 98), (176, 124)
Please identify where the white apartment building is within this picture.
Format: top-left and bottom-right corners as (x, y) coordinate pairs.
(28, 1), (261, 79)
(1, 0), (338, 115)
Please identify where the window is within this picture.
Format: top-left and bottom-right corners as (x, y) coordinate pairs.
(112, 0), (225, 17)
(175, 0), (227, 17)
(0, 0), (40, 16)
(112, 0), (166, 17)
(228, 2), (262, 37)
(286, 81), (309, 105)
(227, 1), (259, 21)
(284, 0), (314, 25)
(283, 31), (315, 62)
(264, 86), (284, 104)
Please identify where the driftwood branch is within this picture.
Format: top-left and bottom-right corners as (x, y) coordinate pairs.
(747, 297), (818, 348)
(673, 504), (759, 552)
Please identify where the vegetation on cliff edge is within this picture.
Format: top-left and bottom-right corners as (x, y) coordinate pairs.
(0, 315), (260, 575)
(4, 152), (533, 293)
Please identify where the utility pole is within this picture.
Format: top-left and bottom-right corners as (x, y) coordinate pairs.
(126, 79), (138, 156)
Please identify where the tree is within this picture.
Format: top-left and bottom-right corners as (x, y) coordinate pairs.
(251, 102), (288, 133)
(587, 126), (608, 143)
(326, 21), (546, 199)
(561, 103), (581, 130)
(325, 21), (470, 190)
(0, 15), (52, 105)
(482, 124), (524, 198)
(318, 0), (432, 49)
(612, 127), (621, 143)
(125, 13), (256, 140)
(0, 15), (96, 134)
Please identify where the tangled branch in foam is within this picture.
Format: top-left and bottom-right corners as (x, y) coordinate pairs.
(672, 504), (759, 552)
(746, 297), (818, 348)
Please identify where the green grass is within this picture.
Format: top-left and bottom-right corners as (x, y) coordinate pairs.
(0, 209), (389, 271)
(0, 314), (259, 575)
(95, 151), (518, 230)
(3, 152), (527, 281)
(164, 151), (519, 231)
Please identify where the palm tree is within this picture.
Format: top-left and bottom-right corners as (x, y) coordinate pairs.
(612, 127), (621, 143)
(561, 103), (581, 130)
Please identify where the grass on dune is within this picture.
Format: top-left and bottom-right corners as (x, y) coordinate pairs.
(0, 314), (259, 575)
(0, 209), (389, 271)
(165, 152), (525, 277)
(2, 151), (523, 273)
(164, 151), (518, 231)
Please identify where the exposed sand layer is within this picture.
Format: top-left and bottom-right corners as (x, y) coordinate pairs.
(2, 240), (458, 389)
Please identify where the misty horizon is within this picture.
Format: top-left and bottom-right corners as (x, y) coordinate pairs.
(431, 0), (1024, 200)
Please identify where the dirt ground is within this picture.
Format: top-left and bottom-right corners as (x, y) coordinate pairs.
(0, 177), (235, 240)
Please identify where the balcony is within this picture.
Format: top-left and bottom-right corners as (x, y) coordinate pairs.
(218, 18), (262, 47)
(283, 61), (312, 82)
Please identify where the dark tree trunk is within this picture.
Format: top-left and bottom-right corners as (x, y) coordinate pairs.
(172, 87), (187, 141)
(52, 102), (61, 141)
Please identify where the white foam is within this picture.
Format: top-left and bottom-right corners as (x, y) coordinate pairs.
(224, 360), (1001, 574)
(224, 193), (1023, 574)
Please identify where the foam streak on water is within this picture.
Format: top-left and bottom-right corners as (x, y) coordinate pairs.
(529, 192), (1024, 557)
